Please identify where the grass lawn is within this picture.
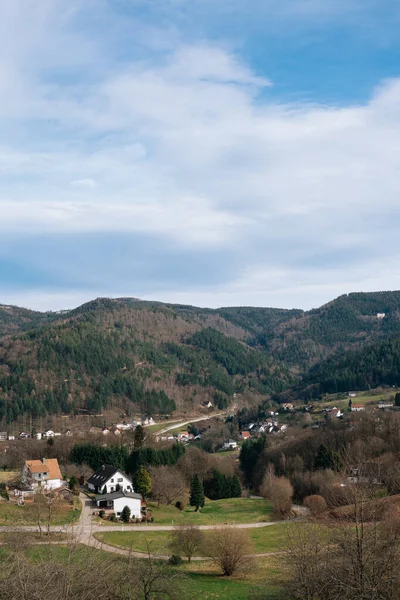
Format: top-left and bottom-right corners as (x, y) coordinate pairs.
(320, 390), (394, 411)
(0, 471), (18, 483)
(94, 523), (291, 555)
(146, 497), (273, 526)
(146, 420), (181, 433)
(0, 497), (81, 526)
(24, 545), (287, 600)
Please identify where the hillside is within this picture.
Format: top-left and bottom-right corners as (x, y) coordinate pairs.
(2, 291), (400, 423)
(0, 300), (293, 423)
(298, 336), (400, 399)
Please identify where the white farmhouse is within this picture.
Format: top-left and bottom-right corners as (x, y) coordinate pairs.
(87, 465), (134, 494)
(95, 491), (143, 519)
(22, 458), (64, 491)
(223, 439), (237, 450)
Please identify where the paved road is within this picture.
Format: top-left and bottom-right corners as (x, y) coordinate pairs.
(0, 493), (298, 561)
(156, 413), (227, 435)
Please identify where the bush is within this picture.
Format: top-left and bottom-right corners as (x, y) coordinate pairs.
(175, 500), (185, 511)
(269, 476), (293, 518)
(110, 513), (117, 522)
(99, 510), (105, 519)
(150, 517), (154, 523)
(304, 495), (327, 516)
(168, 555), (183, 566)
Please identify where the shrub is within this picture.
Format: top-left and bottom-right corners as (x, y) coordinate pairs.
(99, 510), (105, 519)
(304, 495), (327, 516)
(175, 500), (185, 511)
(168, 555), (183, 566)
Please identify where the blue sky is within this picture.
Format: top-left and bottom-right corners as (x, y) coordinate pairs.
(2, 0), (400, 311)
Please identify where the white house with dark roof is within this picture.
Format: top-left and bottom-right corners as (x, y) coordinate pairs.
(95, 490), (143, 518)
(87, 465), (133, 494)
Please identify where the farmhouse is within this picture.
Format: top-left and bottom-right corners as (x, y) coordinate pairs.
(22, 458), (64, 491)
(223, 439), (237, 450)
(95, 491), (143, 519)
(87, 465), (134, 494)
(351, 404), (365, 412)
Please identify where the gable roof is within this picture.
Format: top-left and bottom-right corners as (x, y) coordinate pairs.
(87, 465), (132, 487)
(25, 459), (62, 480)
(96, 490), (142, 502)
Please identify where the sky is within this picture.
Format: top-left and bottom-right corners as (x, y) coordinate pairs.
(2, 0), (400, 311)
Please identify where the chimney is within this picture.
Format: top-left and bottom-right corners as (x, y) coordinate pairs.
(102, 464), (105, 470)
(42, 458), (46, 464)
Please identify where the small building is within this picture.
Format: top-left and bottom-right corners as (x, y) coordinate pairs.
(351, 404), (365, 412)
(7, 435), (15, 441)
(22, 458), (64, 491)
(43, 430), (55, 438)
(348, 392), (357, 398)
(377, 313), (386, 319)
(241, 431), (251, 440)
(34, 432), (42, 440)
(223, 440), (237, 450)
(19, 432), (29, 439)
(0, 432), (7, 442)
(87, 465), (134, 494)
(378, 402), (394, 409)
(65, 430), (73, 437)
(331, 408), (343, 418)
(95, 491), (143, 519)
(282, 403), (294, 411)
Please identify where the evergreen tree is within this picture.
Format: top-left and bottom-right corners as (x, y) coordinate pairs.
(395, 392), (400, 407)
(133, 424), (145, 448)
(190, 474), (205, 511)
(229, 475), (242, 498)
(121, 505), (131, 523)
(133, 466), (152, 498)
(314, 444), (338, 470)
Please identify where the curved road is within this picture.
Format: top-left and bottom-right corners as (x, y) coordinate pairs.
(0, 493), (296, 560)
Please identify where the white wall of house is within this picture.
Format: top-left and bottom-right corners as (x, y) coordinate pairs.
(88, 471), (133, 494)
(113, 496), (142, 518)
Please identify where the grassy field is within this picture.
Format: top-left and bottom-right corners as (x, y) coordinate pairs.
(320, 390), (394, 411)
(0, 471), (18, 483)
(0, 497), (81, 526)
(144, 497), (273, 526)
(24, 545), (286, 599)
(95, 523), (290, 555)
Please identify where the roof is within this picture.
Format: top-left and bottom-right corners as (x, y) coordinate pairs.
(87, 465), (132, 487)
(96, 490), (142, 502)
(241, 432), (251, 438)
(25, 459), (62, 480)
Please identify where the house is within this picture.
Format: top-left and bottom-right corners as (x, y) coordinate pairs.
(95, 491), (143, 519)
(379, 402), (394, 409)
(351, 404), (365, 412)
(142, 417), (155, 426)
(0, 432), (7, 442)
(19, 432), (29, 439)
(241, 431), (251, 440)
(65, 430), (73, 437)
(8, 435), (15, 441)
(34, 432), (42, 440)
(87, 465), (134, 494)
(202, 401), (213, 409)
(282, 403), (294, 411)
(348, 392), (357, 398)
(223, 439), (237, 450)
(43, 430), (55, 438)
(377, 313), (386, 319)
(22, 458), (64, 491)
(331, 408), (343, 418)
(102, 427), (110, 436)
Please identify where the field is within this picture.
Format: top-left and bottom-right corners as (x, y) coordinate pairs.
(23, 545), (286, 600)
(142, 497), (273, 526)
(0, 497), (81, 526)
(95, 523), (290, 555)
(319, 389), (395, 411)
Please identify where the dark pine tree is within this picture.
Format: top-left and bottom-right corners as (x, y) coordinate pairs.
(190, 474), (205, 512)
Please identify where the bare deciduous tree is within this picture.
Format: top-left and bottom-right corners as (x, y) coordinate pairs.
(206, 526), (253, 576)
(169, 524), (204, 563)
(149, 466), (186, 506)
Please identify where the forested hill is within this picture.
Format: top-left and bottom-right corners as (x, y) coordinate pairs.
(0, 301), (293, 423)
(2, 291), (400, 422)
(298, 337), (400, 399)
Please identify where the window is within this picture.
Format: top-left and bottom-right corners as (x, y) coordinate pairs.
(117, 478), (123, 482)
(110, 478), (114, 483)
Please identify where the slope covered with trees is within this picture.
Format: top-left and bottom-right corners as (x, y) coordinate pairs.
(0, 300), (293, 423)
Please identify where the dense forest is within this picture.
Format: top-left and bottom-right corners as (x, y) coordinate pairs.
(2, 290), (400, 423)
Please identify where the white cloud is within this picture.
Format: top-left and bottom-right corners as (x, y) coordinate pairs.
(1, 0), (400, 308)
(70, 178), (97, 189)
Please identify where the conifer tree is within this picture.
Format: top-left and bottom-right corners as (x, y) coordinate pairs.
(133, 466), (152, 498)
(229, 475), (242, 498)
(190, 474), (205, 511)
